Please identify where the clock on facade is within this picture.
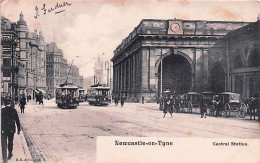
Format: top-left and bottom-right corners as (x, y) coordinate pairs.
(170, 23), (181, 33)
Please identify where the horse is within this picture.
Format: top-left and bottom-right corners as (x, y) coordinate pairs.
(174, 94), (185, 112)
(248, 98), (260, 121)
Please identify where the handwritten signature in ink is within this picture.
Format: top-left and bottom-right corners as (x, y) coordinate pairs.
(34, 2), (72, 18)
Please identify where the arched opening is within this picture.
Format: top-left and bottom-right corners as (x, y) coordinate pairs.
(158, 54), (192, 94)
(233, 55), (243, 69)
(248, 49), (260, 67)
(210, 64), (225, 93)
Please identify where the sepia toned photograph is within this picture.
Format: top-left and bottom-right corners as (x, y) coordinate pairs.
(1, 0), (260, 162)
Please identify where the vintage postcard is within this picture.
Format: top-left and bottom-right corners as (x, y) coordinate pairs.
(1, 0), (260, 162)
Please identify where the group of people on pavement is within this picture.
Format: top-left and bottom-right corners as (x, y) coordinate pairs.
(114, 96), (125, 107)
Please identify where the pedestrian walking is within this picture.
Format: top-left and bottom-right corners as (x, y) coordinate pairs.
(39, 93), (44, 105)
(121, 96), (125, 107)
(163, 94), (173, 118)
(14, 96), (19, 105)
(114, 96), (118, 106)
(19, 95), (26, 114)
(142, 96), (144, 104)
(1, 98), (21, 163)
(200, 95), (207, 118)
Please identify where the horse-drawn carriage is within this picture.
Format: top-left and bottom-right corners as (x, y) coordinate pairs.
(214, 92), (247, 118)
(178, 92), (201, 113)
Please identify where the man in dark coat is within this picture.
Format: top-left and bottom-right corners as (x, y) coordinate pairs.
(1, 99), (21, 163)
(120, 96), (125, 107)
(200, 95), (207, 118)
(163, 94), (173, 118)
(114, 96), (118, 106)
(39, 92), (43, 105)
(19, 95), (27, 114)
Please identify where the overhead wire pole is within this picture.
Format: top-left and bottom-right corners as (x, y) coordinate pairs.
(160, 49), (163, 98)
(65, 56), (79, 84)
(105, 61), (109, 87)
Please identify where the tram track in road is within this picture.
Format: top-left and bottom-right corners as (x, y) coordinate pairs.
(125, 104), (260, 134)
(86, 105), (260, 138)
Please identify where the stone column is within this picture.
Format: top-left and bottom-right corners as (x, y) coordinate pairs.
(202, 49), (209, 87)
(132, 53), (136, 92)
(141, 48), (149, 90)
(195, 48), (203, 91)
(149, 48), (156, 91)
(120, 62), (123, 94)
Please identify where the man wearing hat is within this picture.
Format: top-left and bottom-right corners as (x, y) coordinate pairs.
(1, 98), (21, 163)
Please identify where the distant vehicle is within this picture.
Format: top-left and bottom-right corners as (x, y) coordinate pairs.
(179, 92), (200, 113)
(55, 83), (79, 109)
(218, 92), (247, 118)
(78, 89), (86, 102)
(86, 84), (111, 106)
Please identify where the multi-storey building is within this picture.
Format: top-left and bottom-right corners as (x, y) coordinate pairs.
(208, 19), (260, 98)
(111, 19), (250, 101)
(1, 16), (19, 98)
(35, 31), (46, 92)
(67, 65), (83, 87)
(16, 13), (47, 98)
(27, 29), (46, 98)
(46, 42), (63, 97)
(16, 12), (29, 96)
(2, 13), (83, 99)
(46, 42), (83, 97)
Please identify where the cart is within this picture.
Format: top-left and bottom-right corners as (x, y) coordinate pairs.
(218, 92), (247, 118)
(179, 92), (200, 113)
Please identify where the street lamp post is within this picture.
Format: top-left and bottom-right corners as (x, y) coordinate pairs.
(156, 49), (168, 98)
(105, 61), (110, 87)
(160, 52), (163, 97)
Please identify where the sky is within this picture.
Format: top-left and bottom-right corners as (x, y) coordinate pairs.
(1, 0), (260, 78)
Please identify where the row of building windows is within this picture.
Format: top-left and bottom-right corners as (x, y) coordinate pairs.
(233, 51), (260, 69)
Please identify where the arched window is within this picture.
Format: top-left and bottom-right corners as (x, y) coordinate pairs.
(233, 55), (243, 69)
(248, 49), (260, 67)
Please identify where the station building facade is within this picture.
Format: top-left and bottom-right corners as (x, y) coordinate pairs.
(208, 20), (260, 98)
(111, 19), (255, 101)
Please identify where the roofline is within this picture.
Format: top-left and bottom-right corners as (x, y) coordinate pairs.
(140, 18), (252, 24)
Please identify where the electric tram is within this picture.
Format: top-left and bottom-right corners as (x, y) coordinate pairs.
(55, 83), (79, 109)
(86, 84), (111, 106)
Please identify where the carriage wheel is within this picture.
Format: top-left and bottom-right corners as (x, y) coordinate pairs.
(238, 103), (247, 118)
(223, 103), (231, 118)
(188, 102), (193, 113)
